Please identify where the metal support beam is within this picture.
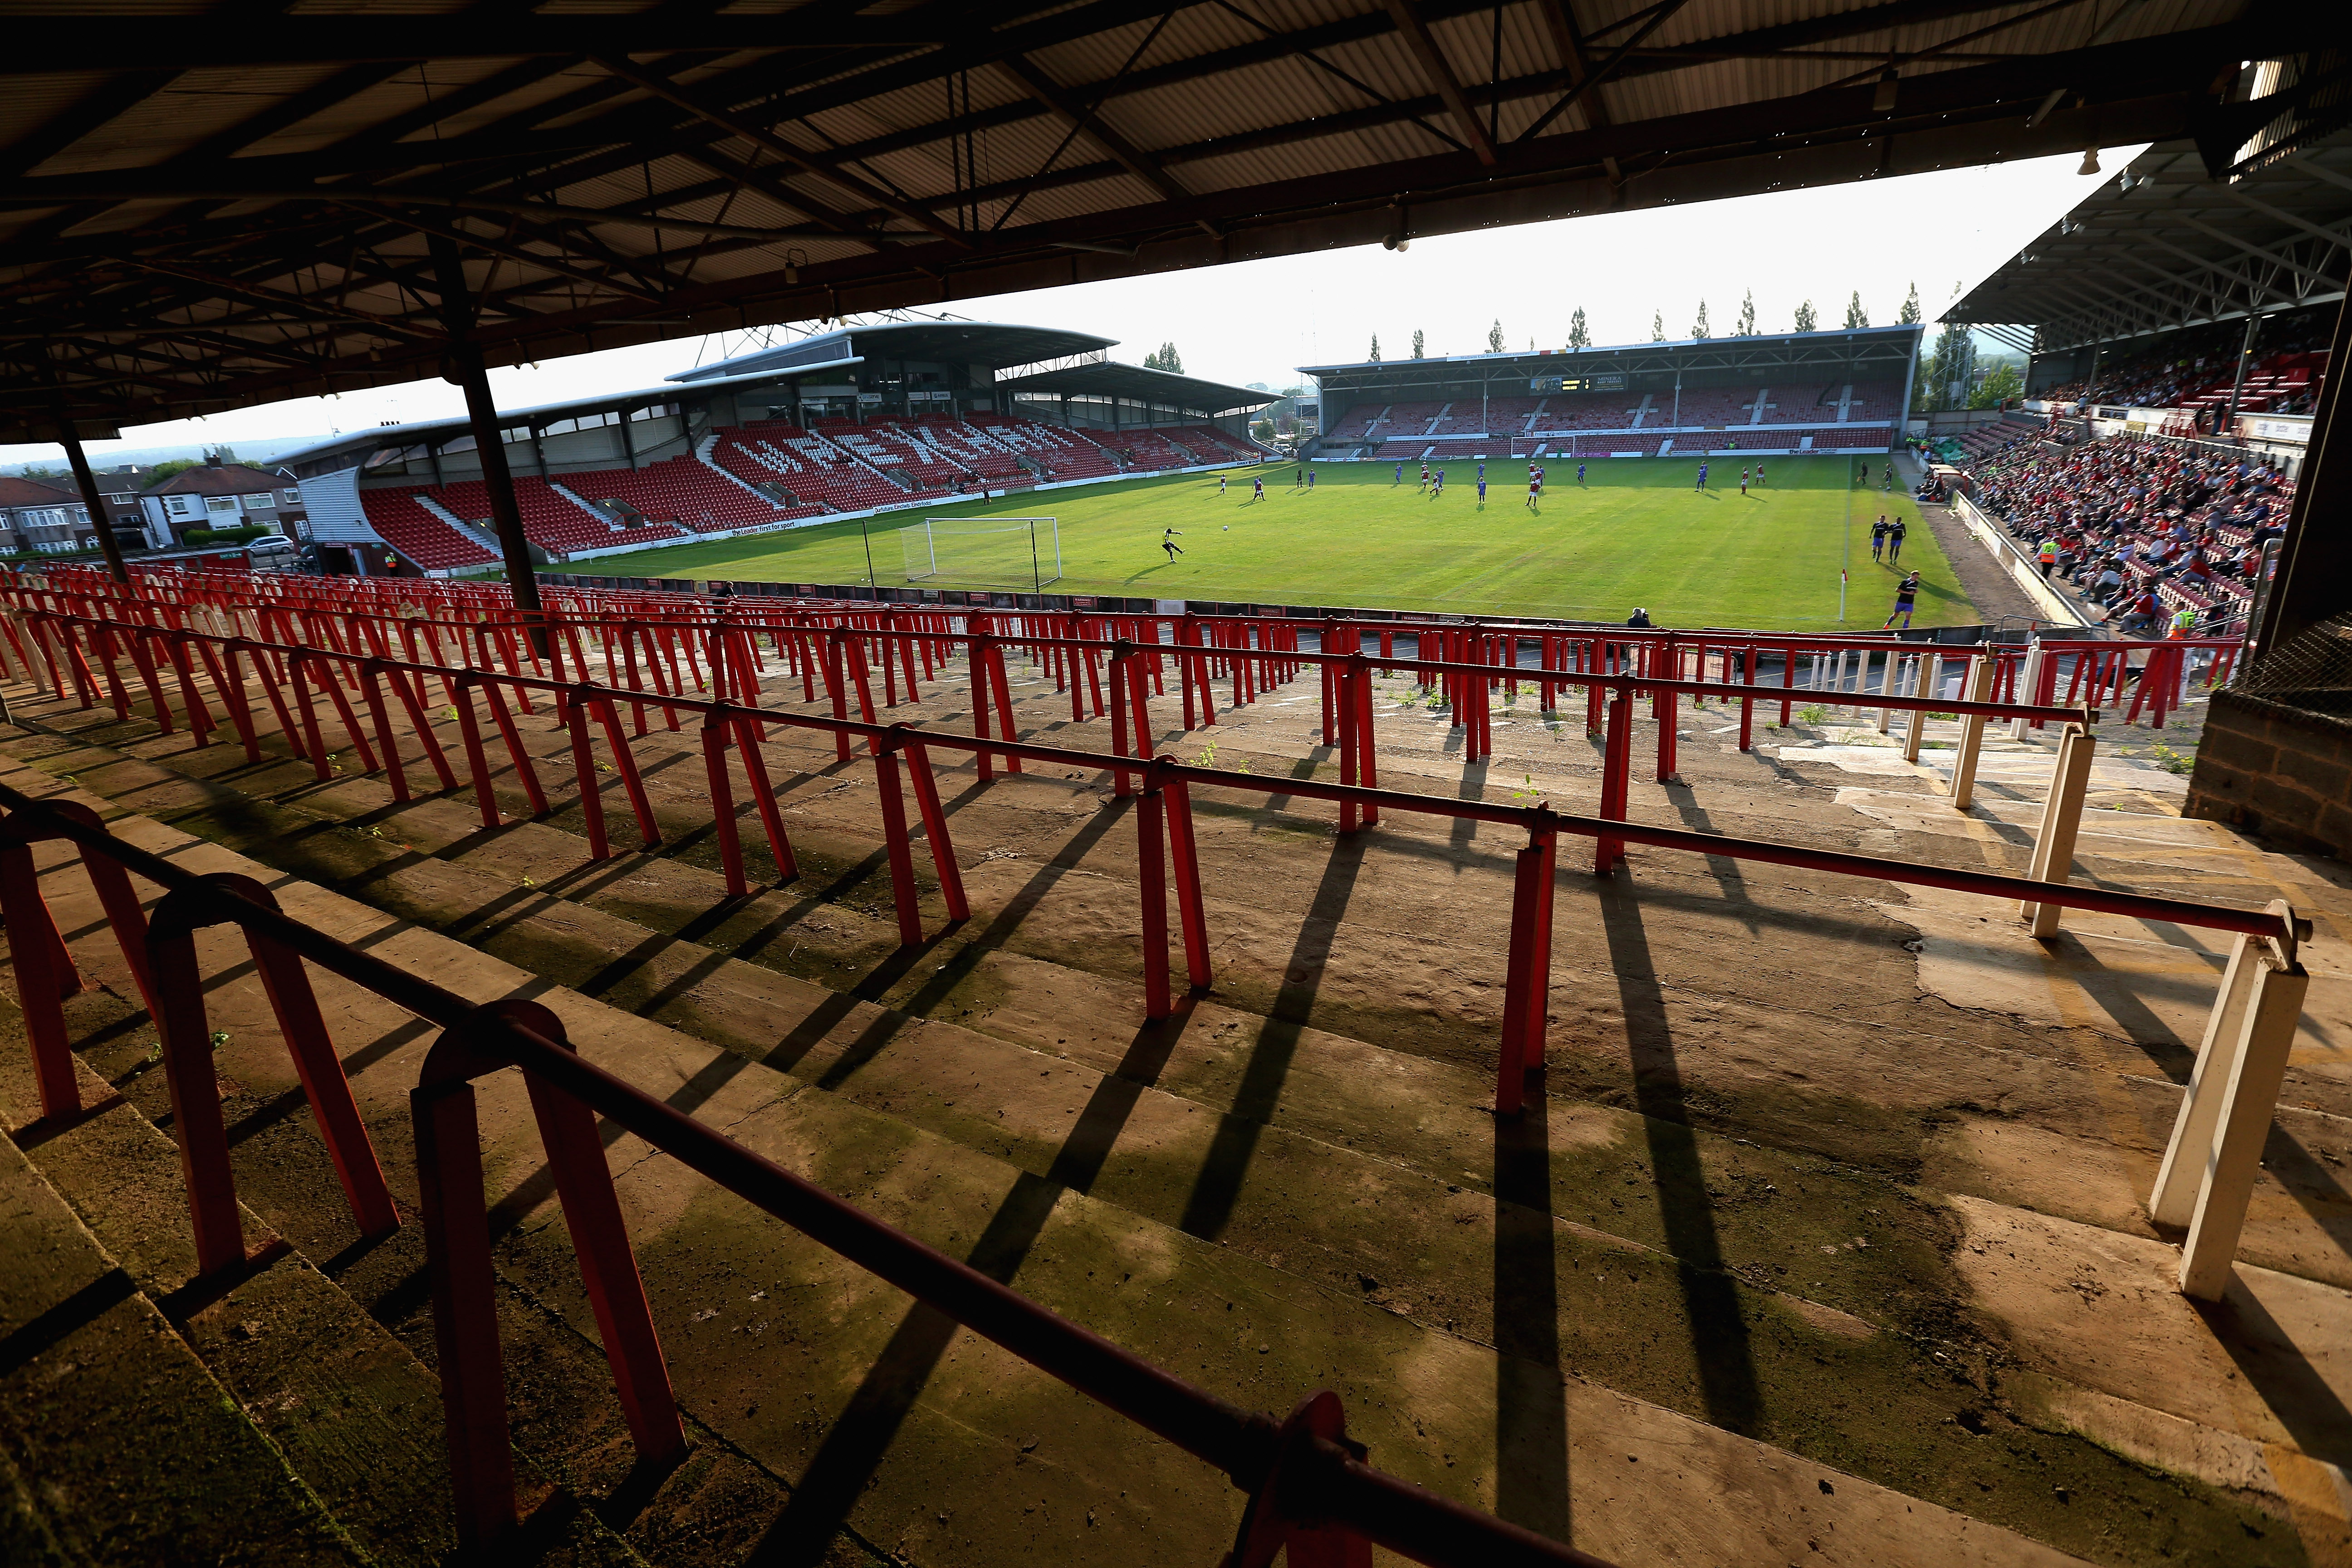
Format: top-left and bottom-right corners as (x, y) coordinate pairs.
(2224, 310), (2263, 426)
(587, 54), (972, 248)
(426, 234), (543, 632)
(2216, 183), (2352, 252)
(1383, 0), (1497, 164)
(1516, 0), (1691, 143)
(13, 15), (936, 70)
(2179, 215), (2342, 289)
(50, 403), (130, 585)
(998, 54), (1218, 237)
(2254, 290), (2352, 659)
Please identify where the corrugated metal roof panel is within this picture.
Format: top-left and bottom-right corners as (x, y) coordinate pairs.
(1, 0), (2319, 438)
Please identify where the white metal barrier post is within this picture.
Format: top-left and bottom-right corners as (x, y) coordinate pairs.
(2009, 641), (2044, 741)
(2019, 722), (2095, 937)
(2145, 901), (2313, 1301)
(1902, 655), (1930, 763)
(1950, 654), (1994, 810)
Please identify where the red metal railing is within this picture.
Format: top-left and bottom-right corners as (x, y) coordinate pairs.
(0, 777), (1603, 1567)
(0, 593), (2105, 827)
(0, 606), (2294, 1121)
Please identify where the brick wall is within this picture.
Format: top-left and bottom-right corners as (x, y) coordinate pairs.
(2185, 688), (2352, 856)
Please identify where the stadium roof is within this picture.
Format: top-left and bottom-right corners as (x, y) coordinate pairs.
(670, 319), (1113, 382)
(270, 363), (844, 470)
(1947, 127), (2352, 355)
(7, 2), (2338, 444)
(990, 361), (1274, 416)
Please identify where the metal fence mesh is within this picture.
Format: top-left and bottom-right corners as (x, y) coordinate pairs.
(2233, 609), (2352, 717)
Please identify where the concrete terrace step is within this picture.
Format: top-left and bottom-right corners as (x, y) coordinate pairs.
(0, 760), (2157, 1568)
(1, 676), (2347, 1558)
(0, 1111), (369, 1565)
(0, 1036), (658, 1568)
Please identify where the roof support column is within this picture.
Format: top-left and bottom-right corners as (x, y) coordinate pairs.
(1896, 327), (1921, 443)
(2224, 312), (2264, 429)
(2252, 292), (2352, 658)
(426, 234), (543, 635)
(51, 412), (130, 585)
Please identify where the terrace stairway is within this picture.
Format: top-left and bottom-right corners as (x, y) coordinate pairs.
(4, 643), (2352, 1566)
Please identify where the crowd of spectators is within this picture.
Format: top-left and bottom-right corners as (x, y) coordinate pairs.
(2035, 313), (2331, 413)
(1968, 434), (2291, 637)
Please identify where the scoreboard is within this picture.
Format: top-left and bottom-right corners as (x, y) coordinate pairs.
(1529, 373), (1627, 393)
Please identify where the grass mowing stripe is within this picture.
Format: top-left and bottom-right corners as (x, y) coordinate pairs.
(590, 455), (1976, 631)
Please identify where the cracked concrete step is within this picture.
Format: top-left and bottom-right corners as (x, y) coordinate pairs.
(0, 694), (2323, 1328)
(0, 1102), (369, 1565)
(0, 746), (2327, 1562)
(0, 765), (2200, 1568)
(14, 658), (2352, 1561)
(15, 682), (2352, 1309)
(0, 1006), (667, 1567)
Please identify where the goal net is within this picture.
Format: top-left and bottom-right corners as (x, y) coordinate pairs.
(898, 516), (1063, 589)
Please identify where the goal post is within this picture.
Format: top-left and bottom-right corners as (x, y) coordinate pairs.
(898, 516), (1062, 590)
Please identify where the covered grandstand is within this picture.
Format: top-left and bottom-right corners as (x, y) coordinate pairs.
(279, 318), (1274, 574)
(13, 8), (2352, 1568)
(1946, 132), (2351, 448)
(1936, 125), (2352, 857)
(1305, 326), (1920, 461)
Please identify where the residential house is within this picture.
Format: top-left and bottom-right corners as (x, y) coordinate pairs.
(139, 456), (305, 549)
(0, 475), (94, 554)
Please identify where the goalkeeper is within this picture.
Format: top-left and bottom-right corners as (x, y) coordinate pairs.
(1161, 528), (1185, 562)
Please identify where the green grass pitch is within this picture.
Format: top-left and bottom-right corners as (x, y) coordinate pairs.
(601, 455), (1979, 631)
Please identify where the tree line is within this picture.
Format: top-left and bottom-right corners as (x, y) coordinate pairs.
(1367, 284), (1931, 363)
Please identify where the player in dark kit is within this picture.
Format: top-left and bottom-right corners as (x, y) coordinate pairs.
(1883, 571), (1921, 629)
(1577, 462), (1587, 485)
(1695, 462), (1709, 491)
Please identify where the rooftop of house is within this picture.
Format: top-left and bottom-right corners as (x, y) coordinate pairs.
(142, 459), (289, 497)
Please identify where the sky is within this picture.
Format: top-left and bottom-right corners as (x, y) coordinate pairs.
(5, 147), (2132, 471)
